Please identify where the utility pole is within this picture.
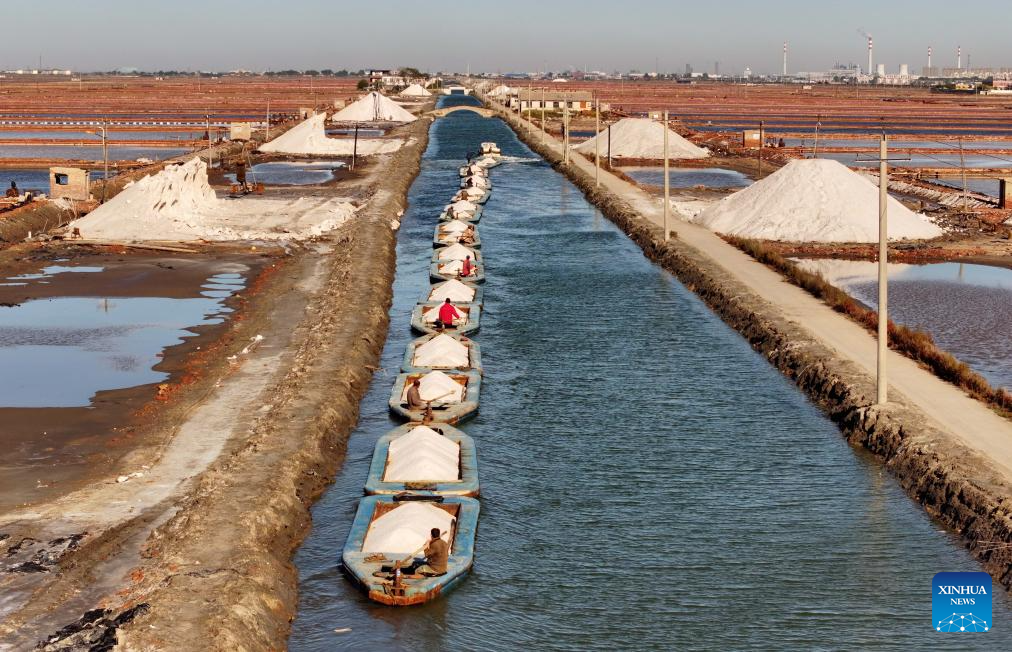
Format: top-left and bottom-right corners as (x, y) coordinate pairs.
(541, 87), (546, 142)
(813, 114), (821, 158)
(663, 110), (670, 241)
(352, 123), (359, 170)
(563, 93), (570, 165)
(757, 120), (764, 177)
(266, 98), (271, 141)
(101, 122), (109, 203)
(958, 136), (968, 212)
(877, 134), (889, 405)
(206, 111), (213, 167)
(594, 98), (601, 187)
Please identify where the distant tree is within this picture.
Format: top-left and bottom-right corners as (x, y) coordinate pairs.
(357, 79), (369, 91)
(321, 69), (334, 76)
(335, 69), (349, 77)
(305, 70), (320, 76)
(400, 67), (423, 79)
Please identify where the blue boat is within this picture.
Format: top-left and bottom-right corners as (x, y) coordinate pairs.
(420, 280), (483, 306)
(389, 370), (481, 424)
(433, 223), (481, 248)
(363, 423), (479, 497)
(410, 302), (481, 336)
(342, 495), (480, 606)
(401, 333), (482, 373)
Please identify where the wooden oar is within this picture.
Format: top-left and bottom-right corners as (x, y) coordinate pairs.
(394, 518), (457, 569)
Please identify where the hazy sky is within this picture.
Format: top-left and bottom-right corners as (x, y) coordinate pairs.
(3, 0), (1007, 74)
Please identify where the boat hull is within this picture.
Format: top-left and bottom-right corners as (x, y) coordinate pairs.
(429, 261), (485, 284)
(433, 225), (481, 249)
(410, 302), (481, 336)
(439, 204), (482, 222)
(389, 370), (481, 424)
(364, 424), (479, 497)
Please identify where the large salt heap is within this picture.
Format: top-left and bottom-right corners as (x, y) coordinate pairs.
(331, 92), (417, 123)
(259, 113), (405, 156)
(403, 370), (465, 403)
(693, 159), (944, 243)
(413, 334), (470, 368)
(437, 243), (476, 262)
(574, 118), (709, 160)
(362, 502), (454, 554)
(385, 426), (459, 482)
(399, 84), (432, 98)
(429, 279), (476, 303)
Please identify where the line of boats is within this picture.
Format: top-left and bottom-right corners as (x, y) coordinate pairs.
(342, 141), (503, 606)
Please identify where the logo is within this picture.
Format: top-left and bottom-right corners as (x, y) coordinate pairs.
(933, 572), (991, 632)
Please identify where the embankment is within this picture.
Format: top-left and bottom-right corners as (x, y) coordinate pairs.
(491, 102), (1012, 590)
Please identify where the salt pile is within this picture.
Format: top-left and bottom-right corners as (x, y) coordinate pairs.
(68, 158), (358, 242)
(331, 92), (417, 123)
(402, 370), (465, 403)
(487, 84), (514, 97)
(438, 259), (473, 277)
(361, 502), (454, 554)
(385, 426), (459, 482)
(437, 243), (476, 262)
(429, 279), (475, 302)
(453, 187), (485, 201)
(574, 118), (709, 160)
(259, 113), (406, 156)
(399, 83), (432, 98)
(462, 176), (490, 189)
(440, 220), (471, 234)
(413, 334), (470, 368)
(445, 200), (477, 216)
(694, 159), (945, 243)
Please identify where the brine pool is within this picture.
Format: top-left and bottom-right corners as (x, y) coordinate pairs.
(291, 96), (1011, 650)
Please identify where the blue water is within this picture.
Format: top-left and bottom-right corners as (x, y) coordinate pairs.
(224, 161), (345, 186)
(0, 146), (191, 161)
(0, 169), (51, 193)
(0, 130), (202, 141)
(291, 96), (1012, 650)
(622, 166), (751, 189)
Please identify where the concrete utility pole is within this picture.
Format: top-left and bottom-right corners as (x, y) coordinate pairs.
(101, 123), (109, 203)
(595, 98), (601, 186)
(206, 111), (213, 167)
(266, 99), (271, 141)
(877, 134), (889, 405)
(813, 114), (821, 158)
(757, 120), (764, 177)
(663, 110), (670, 241)
(563, 93), (570, 165)
(541, 87), (546, 142)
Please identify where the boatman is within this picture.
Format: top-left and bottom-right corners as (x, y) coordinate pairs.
(406, 378), (426, 411)
(460, 255), (474, 278)
(415, 528), (449, 577)
(5, 181), (18, 198)
(436, 298), (461, 330)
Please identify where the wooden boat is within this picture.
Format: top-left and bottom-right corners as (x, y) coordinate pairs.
(479, 141), (501, 155)
(420, 280), (483, 306)
(458, 163), (489, 178)
(364, 423), (479, 497)
(459, 176), (491, 191)
(429, 260), (485, 284)
(410, 302), (481, 336)
(342, 495), (479, 606)
(433, 223), (481, 249)
(389, 369), (481, 424)
(401, 333), (482, 373)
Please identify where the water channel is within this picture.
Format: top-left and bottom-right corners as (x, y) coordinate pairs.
(291, 96), (1011, 650)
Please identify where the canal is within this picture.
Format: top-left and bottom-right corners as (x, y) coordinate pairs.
(290, 96), (1011, 650)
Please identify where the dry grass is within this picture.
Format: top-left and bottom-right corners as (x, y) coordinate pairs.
(725, 235), (1012, 418)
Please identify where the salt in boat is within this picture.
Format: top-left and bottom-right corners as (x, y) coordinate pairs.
(389, 369), (481, 424)
(401, 333), (482, 373)
(364, 423), (479, 497)
(410, 301), (481, 336)
(422, 279), (483, 306)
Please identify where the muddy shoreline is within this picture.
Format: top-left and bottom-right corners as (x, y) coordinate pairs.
(494, 103), (1012, 591)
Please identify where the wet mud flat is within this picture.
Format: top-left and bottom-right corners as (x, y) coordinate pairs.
(0, 245), (276, 511)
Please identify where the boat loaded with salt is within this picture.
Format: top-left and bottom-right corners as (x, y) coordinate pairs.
(347, 144), (501, 607)
(342, 495), (480, 606)
(364, 423), (479, 497)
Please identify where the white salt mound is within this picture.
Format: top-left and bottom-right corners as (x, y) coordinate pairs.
(694, 159), (944, 243)
(361, 502), (453, 554)
(385, 425), (459, 482)
(462, 176), (490, 189)
(68, 158), (357, 242)
(399, 83), (432, 98)
(453, 187), (485, 201)
(441, 220), (471, 234)
(429, 279), (475, 302)
(445, 200), (477, 215)
(488, 85), (513, 97)
(413, 334), (470, 368)
(401, 370), (465, 403)
(575, 118), (709, 160)
(259, 113), (406, 156)
(439, 259), (475, 277)
(331, 92), (417, 123)
(437, 243), (476, 261)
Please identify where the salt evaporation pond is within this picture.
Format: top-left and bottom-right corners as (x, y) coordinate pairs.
(622, 166), (751, 189)
(0, 130), (202, 141)
(225, 161), (345, 186)
(0, 169), (50, 192)
(794, 259), (1012, 390)
(290, 96), (1012, 650)
(0, 145), (191, 161)
(0, 269), (244, 407)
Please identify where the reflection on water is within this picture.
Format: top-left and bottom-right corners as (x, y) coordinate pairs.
(0, 169), (52, 193)
(794, 259), (1012, 389)
(291, 97), (1012, 649)
(622, 166), (751, 189)
(224, 161), (345, 186)
(0, 272), (244, 407)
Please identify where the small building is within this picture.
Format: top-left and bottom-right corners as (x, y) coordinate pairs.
(49, 167), (90, 201)
(229, 122), (252, 141)
(742, 130), (762, 149)
(509, 90), (593, 112)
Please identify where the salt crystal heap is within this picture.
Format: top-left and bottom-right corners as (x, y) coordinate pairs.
(445, 200), (477, 217)
(259, 113), (404, 156)
(331, 91), (417, 123)
(412, 334), (470, 368)
(437, 243), (476, 262)
(399, 83), (432, 98)
(384, 426), (459, 482)
(402, 370), (465, 403)
(441, 220), (471, 234)
(429, 279), (475, 303)
(453, 187), (485, 201)
(574, 117), (709, 160)
(694, 159), (944, 243)
(361, 502), (453, 554)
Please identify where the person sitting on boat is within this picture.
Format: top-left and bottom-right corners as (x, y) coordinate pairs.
(406, 378), (426, 410)
(459, 227), (476, 245)
(460, 256), (474, 278)
(436, 298), (460, 329)
(5, 181), (18, 198)
(414, 528), (449, 577)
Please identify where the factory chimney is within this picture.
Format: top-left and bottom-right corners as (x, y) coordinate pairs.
(927, 46), (932, 71)
(957, 45), (961, 69)
(783, 41), (788, 77)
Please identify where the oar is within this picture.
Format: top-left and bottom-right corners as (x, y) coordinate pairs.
(394, 519), (457, 569)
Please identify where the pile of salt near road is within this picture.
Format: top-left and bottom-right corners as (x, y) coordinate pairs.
(575, 117), (709, 160)
(332, 92), (418, 123)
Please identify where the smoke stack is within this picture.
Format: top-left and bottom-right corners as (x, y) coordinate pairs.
(957, 45), (961, 69)
(868, 36), (874, 76)
(928, 46), (932, 71)
(783, 41), (788, 77)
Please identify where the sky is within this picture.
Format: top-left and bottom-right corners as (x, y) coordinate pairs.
(3, 0), (1009, 75)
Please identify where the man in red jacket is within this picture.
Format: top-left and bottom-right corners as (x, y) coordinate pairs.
(460, 256), (474, 278)
(436, 298), (460, 330)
